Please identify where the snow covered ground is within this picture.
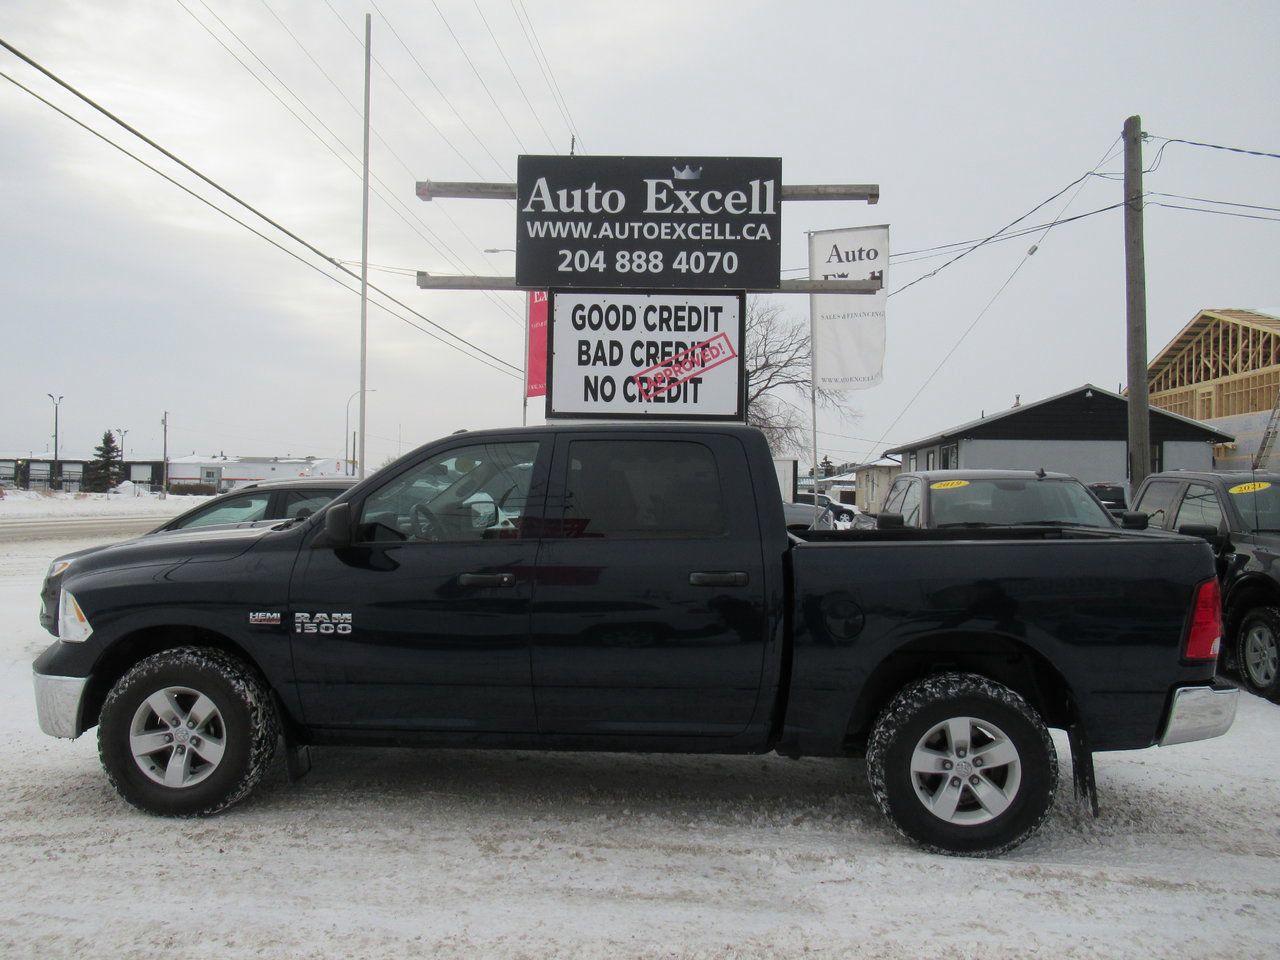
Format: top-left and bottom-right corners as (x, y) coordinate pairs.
(1, 536), (1278, 958)
(0, 489), (209, 519)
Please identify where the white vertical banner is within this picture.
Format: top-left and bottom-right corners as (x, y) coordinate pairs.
(809, 225), (889, 390)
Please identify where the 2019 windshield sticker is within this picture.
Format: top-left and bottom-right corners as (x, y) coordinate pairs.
(930, 479), (970, 490)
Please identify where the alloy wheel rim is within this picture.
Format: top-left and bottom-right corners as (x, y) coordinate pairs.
(910, 716), (1022, 825)
(1244, 625), (1278, 687)
(129, 686), (227, 788)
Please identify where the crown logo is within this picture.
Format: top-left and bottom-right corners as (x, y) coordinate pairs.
(672, 165), (703, 180)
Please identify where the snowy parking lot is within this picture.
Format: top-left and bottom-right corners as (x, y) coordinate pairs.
(2, 534), (1278, 959)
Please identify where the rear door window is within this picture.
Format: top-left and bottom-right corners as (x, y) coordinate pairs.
(1134, 480), (1181, 529)
(1175, 483), (1224, 531)
(560, 440), (726, 539)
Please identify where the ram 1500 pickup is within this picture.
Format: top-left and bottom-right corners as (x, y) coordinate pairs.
(33, 424), (1238, 855)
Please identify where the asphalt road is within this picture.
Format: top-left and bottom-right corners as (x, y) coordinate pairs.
(0, 516), (160, 542)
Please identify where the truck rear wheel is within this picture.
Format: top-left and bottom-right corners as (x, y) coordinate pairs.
(98, 647), (278, 817)
(1238, 607), (1280, 702)
(866, 672), (1057, 856)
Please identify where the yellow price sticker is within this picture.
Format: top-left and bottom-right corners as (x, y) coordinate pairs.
(930, 479), (971, 490)
(1228, 481), (1272, 495)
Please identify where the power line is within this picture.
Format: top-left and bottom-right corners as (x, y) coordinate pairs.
(472, 0), (558, 152)
(888, 172), (1092, 297)
(0, 36), (521, 375)
(512, 0), (582, 150)
(0, 67), (519, 380)
(318, 0), (494, 182)
(1145, 192), (1280, 215)
(429, 0), (529, 153)
(1147, 134), (1280, 162)
(174, 2), (523, 328)
(363, 0), (514, 180)
(1147, 201), (1280, 224)
(852, 139), (1121, 465)
(258, 0), (522, 325)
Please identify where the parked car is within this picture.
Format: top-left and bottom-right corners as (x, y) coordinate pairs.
(33, 424), (1234, 856)
(37, 477), (356, 635)
(783, 500), (856, 530)
(1088, 481), (1129, 516)
(793, 493), (856, 523)
(875, 470), (1128, 530)
(1131, 470), (1280, 701)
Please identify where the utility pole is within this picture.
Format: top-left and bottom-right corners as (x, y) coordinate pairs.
(161, 411), (169, 498)
(357, 13), (372, 479)
(1123, 114), (1151, 487)
(47, 393), (62, 488)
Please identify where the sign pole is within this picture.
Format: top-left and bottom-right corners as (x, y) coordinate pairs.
(357, 13), (371, 480)
(1123, 115), (1151, 487)
(522, 292), (530, 426)
(809, 309), (821, 526)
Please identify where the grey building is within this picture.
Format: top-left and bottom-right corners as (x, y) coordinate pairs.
(883, 384), (1233, 484)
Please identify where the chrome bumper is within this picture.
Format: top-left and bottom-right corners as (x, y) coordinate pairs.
(1158, 684), (1238, 747)
(33, 671), (88, 739)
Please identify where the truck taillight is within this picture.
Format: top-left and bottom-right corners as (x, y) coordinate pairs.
(1185, 578), (1222, 662)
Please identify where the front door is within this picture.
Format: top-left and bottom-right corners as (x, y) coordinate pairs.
(289, 437), (548, 732)
(529, 433), (769, 736)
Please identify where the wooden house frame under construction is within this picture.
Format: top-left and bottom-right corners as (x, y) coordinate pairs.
(1148, 308), (1280, 422)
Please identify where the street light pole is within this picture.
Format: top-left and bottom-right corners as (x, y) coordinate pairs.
(47, 393), (62, 489)
(345, 389), (376, 475)
(357, 13), (372, 480)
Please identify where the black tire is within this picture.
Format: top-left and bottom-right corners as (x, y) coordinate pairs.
(866, 672), (1058, 857)
(1237, 607), (1280, 703)
(98, 646), (278, 816)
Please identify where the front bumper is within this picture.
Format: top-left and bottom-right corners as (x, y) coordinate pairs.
(33, 671), (88, 739)
(1158, 682), (1238, 747)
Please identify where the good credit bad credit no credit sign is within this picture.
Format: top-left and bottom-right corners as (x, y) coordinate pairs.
(547, 291), (745, 421)
(517, 155), (781, 289)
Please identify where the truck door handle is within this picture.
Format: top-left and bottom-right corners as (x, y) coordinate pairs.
(458, 572), (516, 588)
(689, 571), (748, 587)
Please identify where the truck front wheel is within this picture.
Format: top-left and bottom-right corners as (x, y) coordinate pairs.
(98, 647), (278, 816)
(866, 673), (1058, 856)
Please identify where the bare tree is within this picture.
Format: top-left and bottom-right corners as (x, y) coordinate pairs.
(743, 297), (854, 456)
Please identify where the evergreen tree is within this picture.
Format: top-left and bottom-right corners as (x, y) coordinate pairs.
(820, 455), (835, 477)
(83, 430), (123, 492)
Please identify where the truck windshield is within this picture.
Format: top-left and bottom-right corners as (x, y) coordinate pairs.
(1225, 480), (1280, 532)
(931, 478), (1113, 528)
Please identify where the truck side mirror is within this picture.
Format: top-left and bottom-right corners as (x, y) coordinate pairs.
(470, 500), (499, 529)
(877, 512), (905, 530)
(1121, 512), (1148, 530)
(324, 502), (353, 547)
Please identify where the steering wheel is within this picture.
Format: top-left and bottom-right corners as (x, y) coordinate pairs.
(410, 503), (446, 542)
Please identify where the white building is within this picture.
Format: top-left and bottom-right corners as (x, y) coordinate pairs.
(167, 455), (347, 491)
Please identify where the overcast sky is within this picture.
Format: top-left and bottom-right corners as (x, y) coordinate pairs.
(2, 0), (1278, 468)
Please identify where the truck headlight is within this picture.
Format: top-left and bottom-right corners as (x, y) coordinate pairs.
(58, 589), (93, 643)
(48, 559), (74, 579)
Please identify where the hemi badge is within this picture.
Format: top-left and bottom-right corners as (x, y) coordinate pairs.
(248, 612), (282, 626)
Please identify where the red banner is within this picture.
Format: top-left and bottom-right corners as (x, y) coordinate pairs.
(526, 291), (548, 398)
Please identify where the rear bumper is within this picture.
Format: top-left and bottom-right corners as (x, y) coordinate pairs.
(33, 671), (88, 739)
(1158, 682), (1238, 747)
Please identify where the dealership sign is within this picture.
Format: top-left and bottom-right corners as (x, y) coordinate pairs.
(546, 290), (745, 420)
(516, 156), (781, 290)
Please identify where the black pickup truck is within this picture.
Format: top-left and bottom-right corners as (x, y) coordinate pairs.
(1132, 469), (1280, 701)
(33, 424), (1238, 856)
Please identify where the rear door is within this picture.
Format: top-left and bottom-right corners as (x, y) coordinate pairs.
(529, 432), (769, 736)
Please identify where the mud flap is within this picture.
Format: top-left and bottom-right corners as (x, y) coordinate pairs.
(285, 743), (312, 782)
(1067, 723), (1099, 817)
